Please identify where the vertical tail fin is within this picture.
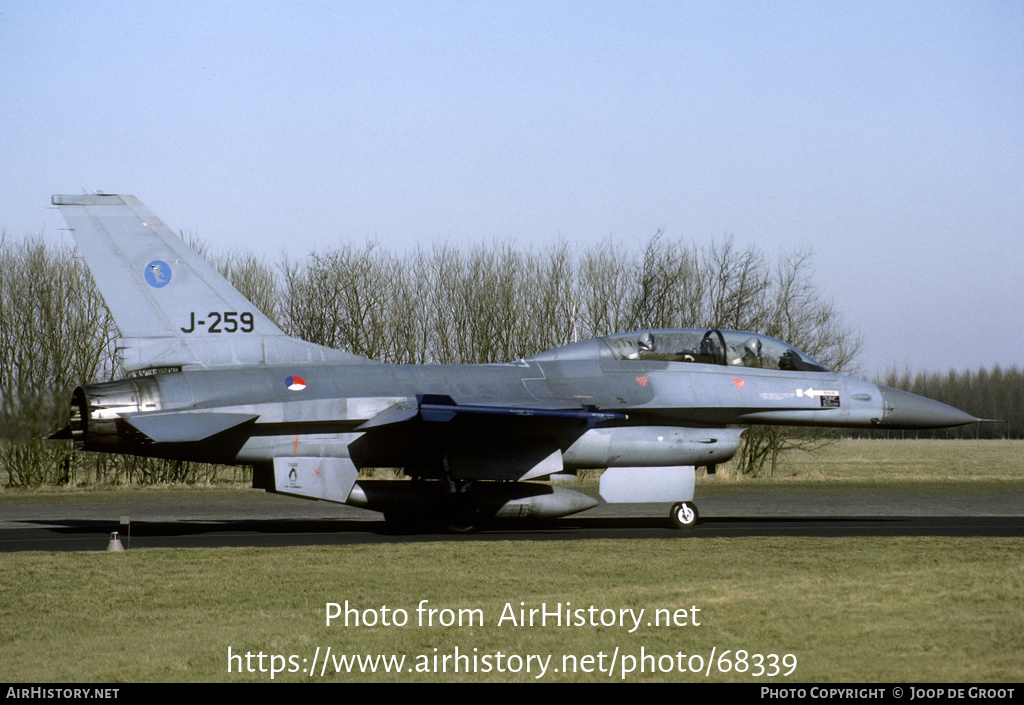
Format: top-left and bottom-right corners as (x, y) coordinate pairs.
(53, 194), (371, 371)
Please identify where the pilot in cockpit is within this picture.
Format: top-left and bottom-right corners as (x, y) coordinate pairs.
(735, 336), (763, 367)
(638, 331), (654, 354)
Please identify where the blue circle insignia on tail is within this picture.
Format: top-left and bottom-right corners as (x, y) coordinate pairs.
(144, 260), (172, 288)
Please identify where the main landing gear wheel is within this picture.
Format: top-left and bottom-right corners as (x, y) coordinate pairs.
(670, 501), (699, 529)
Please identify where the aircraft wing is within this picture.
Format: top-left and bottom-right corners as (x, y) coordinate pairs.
(348, 394), (630, 481)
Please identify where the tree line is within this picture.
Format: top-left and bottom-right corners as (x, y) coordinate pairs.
(1, 228), (1013, 487)
(865, 366), (1022, 440)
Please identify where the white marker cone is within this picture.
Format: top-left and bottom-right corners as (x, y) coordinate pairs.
(106, 531), (125, 552)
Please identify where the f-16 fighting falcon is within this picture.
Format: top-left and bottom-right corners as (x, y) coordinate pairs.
(50, 194), (979, 530)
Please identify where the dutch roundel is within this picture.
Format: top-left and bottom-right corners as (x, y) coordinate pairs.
(286, 375), (307, 391)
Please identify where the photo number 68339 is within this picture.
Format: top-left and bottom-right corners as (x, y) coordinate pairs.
(180, 311), (255, 334)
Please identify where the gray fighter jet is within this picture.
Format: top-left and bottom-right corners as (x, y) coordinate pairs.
(51, 194), (979, 530)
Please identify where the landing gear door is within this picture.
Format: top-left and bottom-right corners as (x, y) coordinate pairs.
(273, 457), (359, 504)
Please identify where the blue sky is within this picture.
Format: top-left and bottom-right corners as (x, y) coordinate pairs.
(2, 1), (1021, 375)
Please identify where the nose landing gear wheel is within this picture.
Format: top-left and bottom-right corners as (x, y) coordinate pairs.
(670, 501), (699, 529)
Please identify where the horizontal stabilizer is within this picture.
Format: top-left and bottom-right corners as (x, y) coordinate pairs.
(416, 394), (626, 426)
(121, 411), (259, 443)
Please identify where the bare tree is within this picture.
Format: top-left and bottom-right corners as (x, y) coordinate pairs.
(1, 236), (117, 485)
(577, 238), (636, 338)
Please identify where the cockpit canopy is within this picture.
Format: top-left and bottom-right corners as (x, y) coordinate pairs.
(527, 328), (829, 372)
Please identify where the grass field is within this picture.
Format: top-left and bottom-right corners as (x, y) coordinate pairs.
(1, 440), (1021, 683)
(752, 438), (1023, 483)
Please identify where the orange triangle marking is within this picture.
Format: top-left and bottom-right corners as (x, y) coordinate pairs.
(732, 378), (745, 390)
(635, 376), (649, 387)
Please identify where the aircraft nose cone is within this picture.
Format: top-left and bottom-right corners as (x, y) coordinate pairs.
(878, 385), (978, 429)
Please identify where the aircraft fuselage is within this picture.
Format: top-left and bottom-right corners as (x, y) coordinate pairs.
(70, 354), (964, 475)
